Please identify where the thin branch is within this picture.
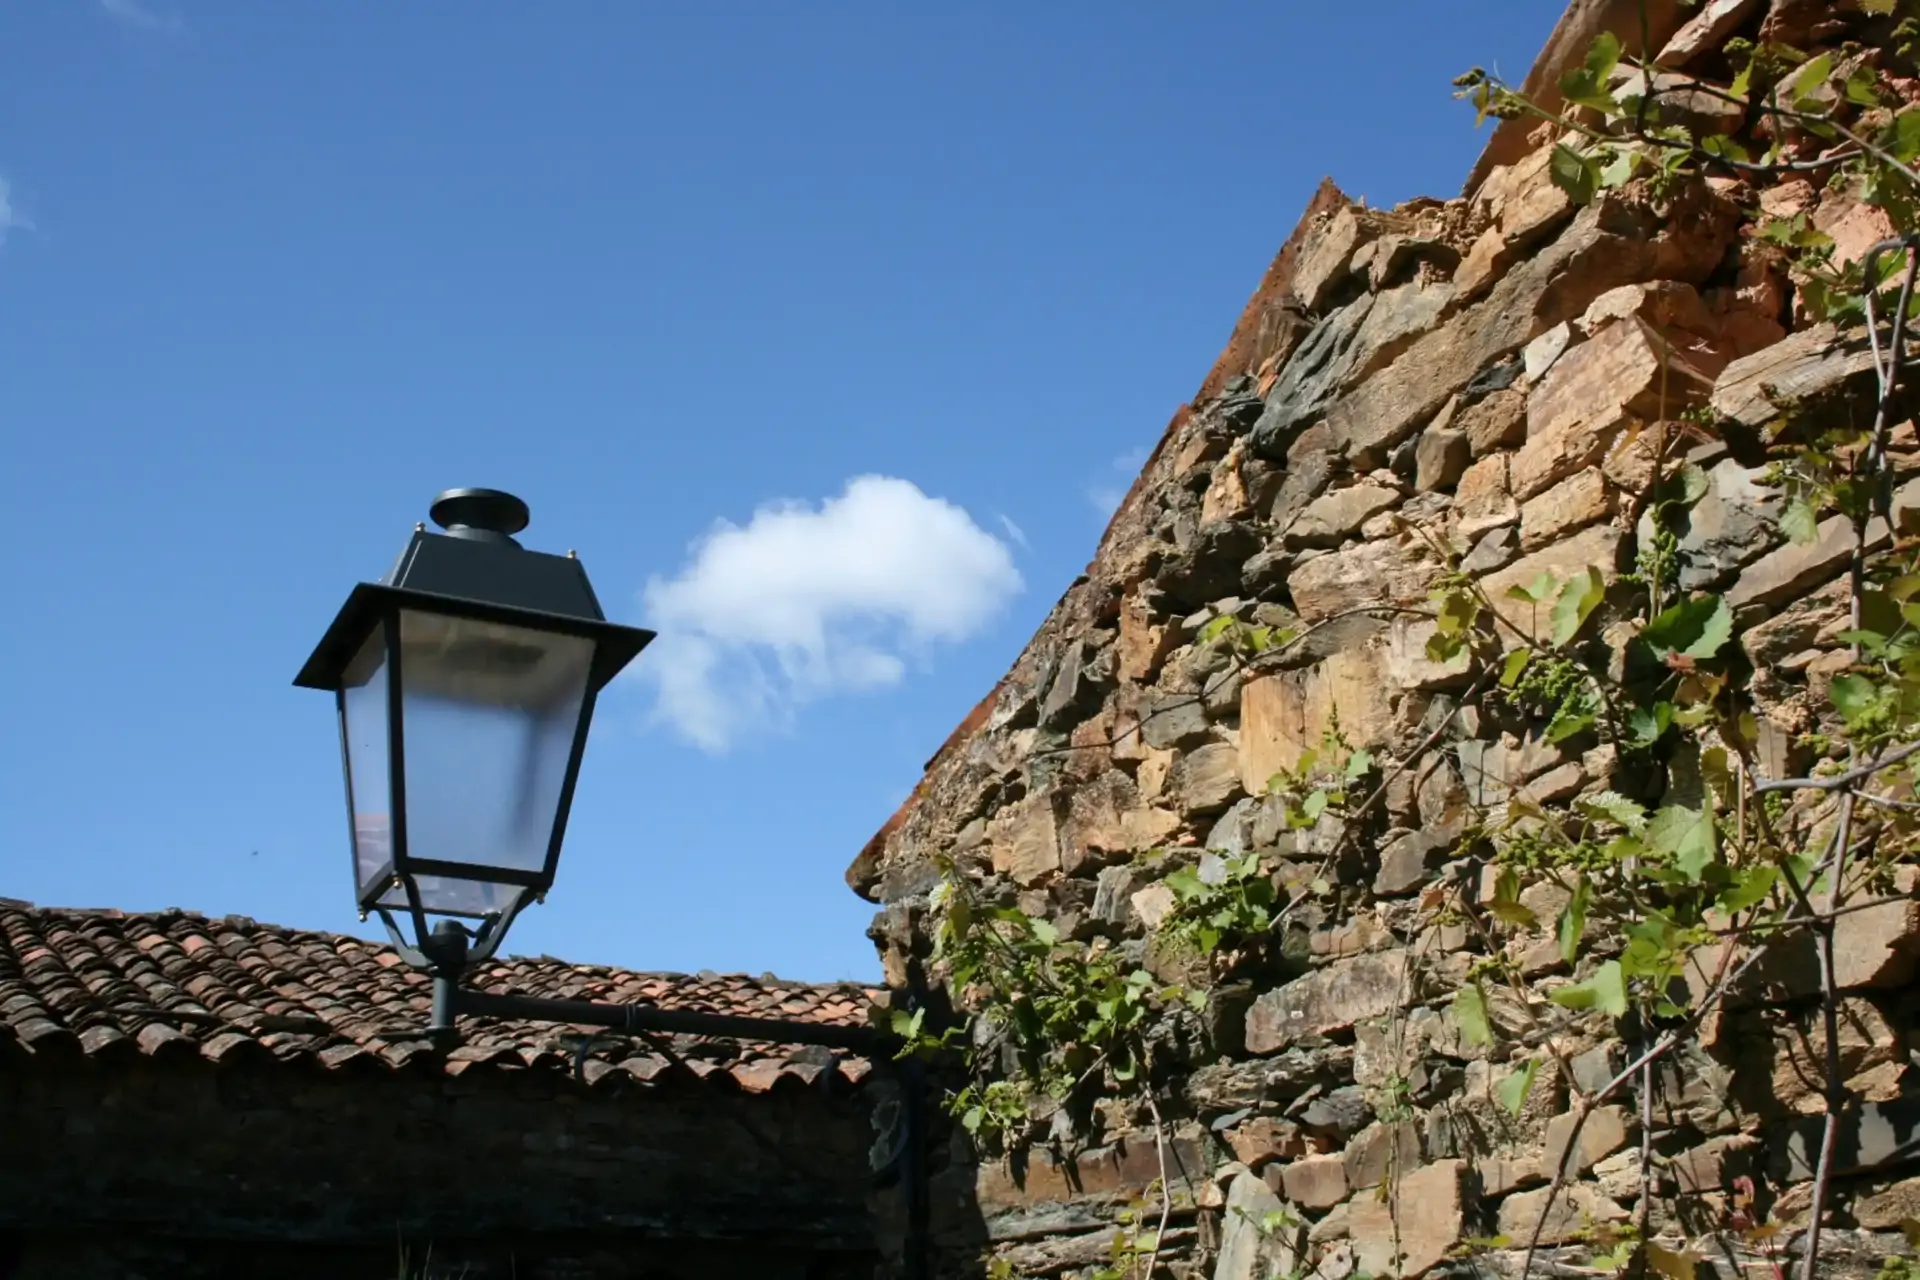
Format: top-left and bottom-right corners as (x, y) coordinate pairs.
(1753, 739), (1920, 793)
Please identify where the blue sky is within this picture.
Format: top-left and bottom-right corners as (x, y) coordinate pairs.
(0, 1), (1560, 982)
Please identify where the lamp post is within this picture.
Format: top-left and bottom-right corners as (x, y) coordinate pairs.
(292, 490), (889, 1051)
(295, 490), (927, 1277)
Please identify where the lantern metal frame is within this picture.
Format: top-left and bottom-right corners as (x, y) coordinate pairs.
(293, 489), (654, 954)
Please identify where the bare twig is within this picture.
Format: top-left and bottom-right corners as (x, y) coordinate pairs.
(1753, 739), (1920, 793)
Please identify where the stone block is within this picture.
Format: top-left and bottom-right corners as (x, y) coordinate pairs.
(1727, 513), (1890, 612)
(1519, 466), (1611, 550)
(1238, 647), (1396, 793)
(1541, 1105), (1631, 1179)
(1350, 1159), (1466, 1278)
(1278, 1153), (1349, 1210)
(1528, 316), (1714, 445)
(988, 796), (1060, 887)
(1213, 1170), (1300, 1280)
(1495, 1182), (1627, 1246)
(1167, 743), (1244, 817)
(1287, 536), (1441, 623)
(1286, 484), (1402, 548)
(1246, 951), (1410, 1053)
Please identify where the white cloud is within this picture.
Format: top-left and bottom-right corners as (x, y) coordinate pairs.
(1087, 446), (1150, 517)
(99, 0), (183, 33)
(0, 177), (30, 247)
(639, 475), (1024, 752)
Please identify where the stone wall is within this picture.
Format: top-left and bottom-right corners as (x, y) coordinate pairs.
(854, 4), (1920, 1277)
(0, 1052), (883, 1280)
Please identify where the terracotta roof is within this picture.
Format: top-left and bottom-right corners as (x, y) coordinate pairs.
(0, 900), (883, 1093)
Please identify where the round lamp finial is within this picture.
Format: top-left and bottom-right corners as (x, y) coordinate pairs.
(429, 489), (531, 544)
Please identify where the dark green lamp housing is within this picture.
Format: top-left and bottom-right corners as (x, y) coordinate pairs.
(294, 489), (653, 957)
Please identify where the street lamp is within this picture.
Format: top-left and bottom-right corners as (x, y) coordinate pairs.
(294, 488), (654, 964)
(292, 489), (888, 1056)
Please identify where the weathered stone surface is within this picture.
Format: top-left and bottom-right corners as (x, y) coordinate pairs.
(1292, 206), (1376, 312)
(1416, 757), (1472, 843)
(1482, 524), (1626, 641)
(1350, 1159), (1466, 1278)
(1213, 1171), (1299, 1280)
(1344, 1120), (1423, 1192)
(1541, 1105), (1631, 1178)
(1239, 647), (1396, 791)
(1458, 387), (1528, 456)
(1286, 536), (1439, 623)
(1853, 1176), (1920, 1230)
(1528, 315), (1714, 444)
(1138, 694), (1211, 750)
(1168, 743), (1244, 817)
(1519, 466), (1610, 550)
(1773, 1096), (1920, 1182)
(1246, 951), (1410, 1053)
(1727, 513), (1891, 612)
(1221, 1116), (1306, 1168)
(1323, 196), (1706, 467)
(1657, 0), (1763, 67)
(1496, 1183), (1627, 1246)
(1460, 524), (1518, 575)
(1454, 452), (1518, 537)
(1117, 589), (1178, 683)
(1130, 882), (1177, 931)
(1833, 896), (1920, 991)
(1665, 458), (1783, 589)
(989, 796), (1060, 887)
(1711, 323), (1880, 430)
(1523, 321), (1573, 384)
(1279, 1153), (1349, 1210)
(1374, 831), (1447, 896)
(1414, 426), (1470, 494)
(1286, 483), (1402, 548)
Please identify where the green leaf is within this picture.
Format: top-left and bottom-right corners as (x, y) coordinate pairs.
(1626, 701), (1674, 748)
(1163, 866), (1206, 901)
(1501, 648), (1533, 688)
(1453, 982), (1495, 1048)
(1551, 567), (1605, 646)
(1640, 594), (1733, 661)
(1345, 748), (1374, 780)
(1551, 958), (1629, 1017)
(1029, 917), (1060, 946)
(1888, 109), (1920, 166)
(1599, 146), (1641, 188)
(1781, 497), (1820, 546)
(1831, 673), (1879, 725)
(1559, 877), (1590, 966)
(1648, 805), (1716, 882)
(1301, 789), (1328, 822)
(1509, 571), (1558, 604)
(1497, 1058), (1540, 1116)
(1558, 31), (1623, 112)
(1789, 54), (1834, 108)
(1547, 704), (1597, 744)
(1699, 134), (1752, 164)
(1198, 615), (1235, 644)
(1549, 143), (1601, 205)
(1717, 865), (1777, 915)
(1578, 791), (1647, 832)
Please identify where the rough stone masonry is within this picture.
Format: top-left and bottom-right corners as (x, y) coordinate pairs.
(849, 1), (1920, 1277)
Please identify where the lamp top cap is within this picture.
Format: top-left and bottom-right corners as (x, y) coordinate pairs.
(429, 489), (530, 544)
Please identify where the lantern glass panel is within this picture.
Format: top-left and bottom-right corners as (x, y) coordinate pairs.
(396, 609), (595, 880)
(340, 627), (395, 901)
(376, 877), (529, 920)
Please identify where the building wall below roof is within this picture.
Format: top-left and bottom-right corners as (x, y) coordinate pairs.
(0, 1053), (885, 1273)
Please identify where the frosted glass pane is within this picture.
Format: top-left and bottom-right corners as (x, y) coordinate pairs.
(397, 610), (594, 877)
(377, 877), (527, 920)
(340, 629), (394, 900)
